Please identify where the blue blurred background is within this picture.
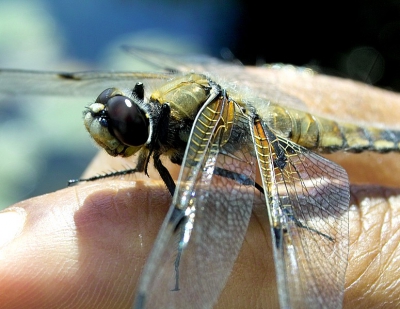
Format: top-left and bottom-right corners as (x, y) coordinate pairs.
(1, 0), (400, 209)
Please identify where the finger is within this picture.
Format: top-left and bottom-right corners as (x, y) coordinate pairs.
(0, 180), (170, 309)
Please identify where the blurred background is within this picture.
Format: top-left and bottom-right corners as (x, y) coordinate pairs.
(1, 0), (400, 209)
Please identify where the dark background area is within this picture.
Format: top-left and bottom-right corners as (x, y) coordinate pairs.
(233, 0), (400, 91)
(1, 0), (400, 209)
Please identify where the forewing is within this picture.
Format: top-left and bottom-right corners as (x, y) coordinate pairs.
(134, 95), (257, 308)
(0, 69), (172, 97)
(253, 119), (349, 309)
(0, 51), (320, 117)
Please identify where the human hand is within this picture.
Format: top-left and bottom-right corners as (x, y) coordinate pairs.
(1, 69), (399, 309)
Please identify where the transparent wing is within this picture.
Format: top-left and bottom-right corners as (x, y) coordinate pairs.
(253, 118), (349, 309)
(0, 49), (325, 118)
(0, 69), (173, 97)
(134, 93), (257, 308)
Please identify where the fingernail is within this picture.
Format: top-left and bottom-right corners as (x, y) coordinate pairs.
(0, 207), (26, 248)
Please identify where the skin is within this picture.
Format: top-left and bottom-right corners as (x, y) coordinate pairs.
(0, 69), (399, 309)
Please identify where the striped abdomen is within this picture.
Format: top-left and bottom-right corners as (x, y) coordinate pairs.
(262, 103), (400, 153)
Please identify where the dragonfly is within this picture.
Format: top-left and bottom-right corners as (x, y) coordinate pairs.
(1, 48), (399, 309)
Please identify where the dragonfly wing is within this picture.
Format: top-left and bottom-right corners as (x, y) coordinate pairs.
(253, 119), (349, 309)
(134, 93), (257, 308)
(0, 50), (311, 114)
(0, 69), (172, 97)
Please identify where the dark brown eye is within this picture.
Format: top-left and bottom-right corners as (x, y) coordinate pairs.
(106, 95), (149, 146)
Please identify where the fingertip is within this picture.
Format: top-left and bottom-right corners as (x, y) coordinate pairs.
(0, 207), (26, 249)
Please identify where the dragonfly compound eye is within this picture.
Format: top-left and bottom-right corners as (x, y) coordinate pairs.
(106, 95), (149, 146)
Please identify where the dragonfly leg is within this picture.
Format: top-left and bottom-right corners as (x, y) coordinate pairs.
(67, 150), (148, 186)
(172, 234), (182, 291)
(168, 207), (191, 292)
(153, 152), (176, 196)
(282, 208), (335, 241)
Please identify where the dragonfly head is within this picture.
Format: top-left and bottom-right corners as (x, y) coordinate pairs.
(84, 85), (150, 157)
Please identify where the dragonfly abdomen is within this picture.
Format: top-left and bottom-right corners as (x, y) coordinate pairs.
(314, 119), (400, 153)
(263, 103), (400, 153)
